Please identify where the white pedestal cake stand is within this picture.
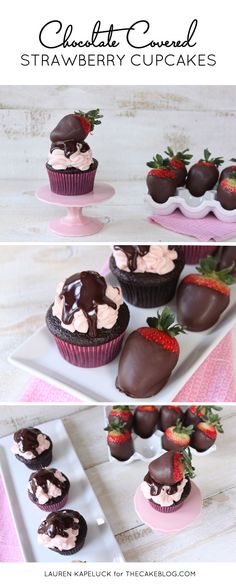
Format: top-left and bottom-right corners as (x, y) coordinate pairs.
(35, 182), (115, 237)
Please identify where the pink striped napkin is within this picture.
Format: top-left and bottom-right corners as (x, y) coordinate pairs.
(148, 210), (236, 241)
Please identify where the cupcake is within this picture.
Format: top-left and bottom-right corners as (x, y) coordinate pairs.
(28, 468), (70, 511)
(46, 109), (102, 196)
(46, 270), (130, 368)
(37, 509), (87, 555)
(11, 427), (52, 470)
(140, 450), (195, 513)
(180, 245), (218, 265)
(110, 245), (185, 308)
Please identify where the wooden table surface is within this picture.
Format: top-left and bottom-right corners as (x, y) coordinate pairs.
(0, 404), (235, 562)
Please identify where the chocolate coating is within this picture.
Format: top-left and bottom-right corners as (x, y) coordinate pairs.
(159, 407), (183, 431)
(184, 409), (203, 428)
(147, 175), (177, 203)
(116, 331), (179, 398)
(133, 408), (159, 438)
(217, 246), (236, 276)
(161, 434), (187, 452)
(172, 166), (187, 187)
(177, 281), (229, 331)
(215, 183), (236, 211)
(149, 451), (178, 485)
(108, 407), (133, 431)
(191, 429), (215, 452)
(113, 245), (150, 272)
(108, 436), (134, 461)
(50, 114), (86, 156)
(29, 468), (69, 499)
(14, 427), (43, 456)
(38, 509), (87, 554)
(186, 164), (219, 197)
(219, 166), (236, 182)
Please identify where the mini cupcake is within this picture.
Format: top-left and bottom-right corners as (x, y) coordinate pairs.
(46, 270), (130, 368)
(46, 109), (102, 196)
(180, 245), (218, 265)
(140, 450), (195, 513)
(110, 245), (185, 308)
(11, 427), (52, 470)
(28, 468), (70, 511)
(37, 509), (87, 555)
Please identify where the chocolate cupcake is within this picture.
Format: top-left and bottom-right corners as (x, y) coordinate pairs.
(46, 109), (102, 196)
(140, 450), (195, 513)
(37, 509), (87, 555)
(110, 245), (184, 308)
(28, 468), (70, 511)
(180, 245), (218, 265)
(11, 427), (52, 470)
(46, 270), (130, 368)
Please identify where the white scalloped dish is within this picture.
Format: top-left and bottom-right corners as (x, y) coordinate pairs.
(146, 187), (236, 222)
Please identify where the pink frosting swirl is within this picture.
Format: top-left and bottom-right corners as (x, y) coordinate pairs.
(11, 434), (50, 460)
(52, 281), (123, 334)
(38, 522), (79, 551)
(28, 470), (66, 504)
(48, 145), (93, 171)
(113, 245), (178, 274)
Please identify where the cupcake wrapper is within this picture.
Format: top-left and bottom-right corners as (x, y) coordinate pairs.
(30, 493), (68, 512)
(148, 499), (184, 513)
(54, 332), (125, 368)
(47, 167), (97, 196)
(180, 246), (217, 265)
(118, 276), (180, 308)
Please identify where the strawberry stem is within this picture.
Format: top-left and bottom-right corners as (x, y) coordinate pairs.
(147, 306), (186, 338)
(74, 108), (103, 131)
(199, 148), (224, 167)
(146, 154), (170, 170)
(165, 146), (193, 165)
(196, 256), (236, 285)
(181, 448), (196, 478)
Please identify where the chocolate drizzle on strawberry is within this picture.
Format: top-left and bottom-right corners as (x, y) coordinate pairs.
(29, 468), (67, 497)
(60, 271), (117, 337)
(113, 245), (150, 272)
(14, 428), (42, 456)
(38, 510), (79, 539)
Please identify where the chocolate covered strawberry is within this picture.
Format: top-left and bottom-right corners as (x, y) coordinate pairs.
(159, 405), (184, 431)
(217, 246), (236, 277)
(165, 147), (193, 187)
(191, 413), (223, 452)
(105, 421), (134, 461)
(116, 307), (186, 398)
(186, 148), (224, 197)
(162, 420), (193, 452)
(177, 256), (235, 331)
(184, 405), (222, 427)
(133, 406), (159, 438)
(216, 171), (236, 210)
(108, 406), (133, 431)
(219, 158), (236, 182)
(50, 108), (103, 156)
(146, 154), (177, 203)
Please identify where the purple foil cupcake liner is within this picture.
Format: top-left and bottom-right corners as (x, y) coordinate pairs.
(118, 277), (180, 308)
(149, 499), (184, 513)
(180, 246), (218, 265)
(54, 332), (125, 368)
(31, 493), (68, 512)
(47, 167), (97, 196)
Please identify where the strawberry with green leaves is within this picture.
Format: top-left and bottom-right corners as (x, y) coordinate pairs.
(219, 158), (236, 182)
(133, 406), (159, 439)
(116, 307), (186, 398)
(191, 413), (224, 452)
(104, 421), (134, 461)
(159, 405), (184, 431)
(108, 406), (133, 431)
(216, 171), (236, 211)
(165, 147), (193, 187)
(184, 405), (222, 427)
(177, 256), (235, 331)
(162, 420), (193, 452)
(186, 148), (224, 197)
(50, 108), (103, 156)
(146, 154), (177, 203)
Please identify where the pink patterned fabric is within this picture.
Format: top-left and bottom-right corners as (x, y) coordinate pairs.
(19, 379), (81, 402)
(0, 479), (23, 562)
(148, 210), (236, 241)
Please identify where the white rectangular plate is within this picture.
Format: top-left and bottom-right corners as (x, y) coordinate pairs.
(9, 267), (236, 403)
(0, 420), (124, 562)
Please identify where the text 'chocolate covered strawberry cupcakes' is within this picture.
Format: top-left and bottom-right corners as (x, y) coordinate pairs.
(46, 270), (130, 368)
(46, 108), (102, 195)
(110, 245), (184, 308)
(116, 306), (186, 398)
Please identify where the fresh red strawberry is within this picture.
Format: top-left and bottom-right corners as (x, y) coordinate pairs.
(165, 146), (193, 186)
(146, 154), (177, 203)
(186, 148), (224, 197)
(177, 256), (235, 331)
(216, 171), (236, 210)
(116, 307), (186, 399)
(104, 421), (134, 461)
(191, 413), (223, 452)
(74, 108), (103, 139)
(162, 420), (193, 451)
(133, 406), (159, 439)
(219, 158), (236, 182)
(184, 405), (222, 427)
(108, 406), (133, 431)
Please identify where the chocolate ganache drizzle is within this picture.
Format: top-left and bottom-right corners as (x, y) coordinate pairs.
(29, 468), (66, 497)
(50, 114), (88, 158)
(38, 510), (79, 539)
(14, 428), (42, 456)
(60, 271), (117, 337)
(144, 472), (181, 495)
(114, 245), (150, 272)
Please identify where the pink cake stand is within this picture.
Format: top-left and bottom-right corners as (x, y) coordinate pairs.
(35, 182), (115, 237)
(134, 482), (202, 533)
